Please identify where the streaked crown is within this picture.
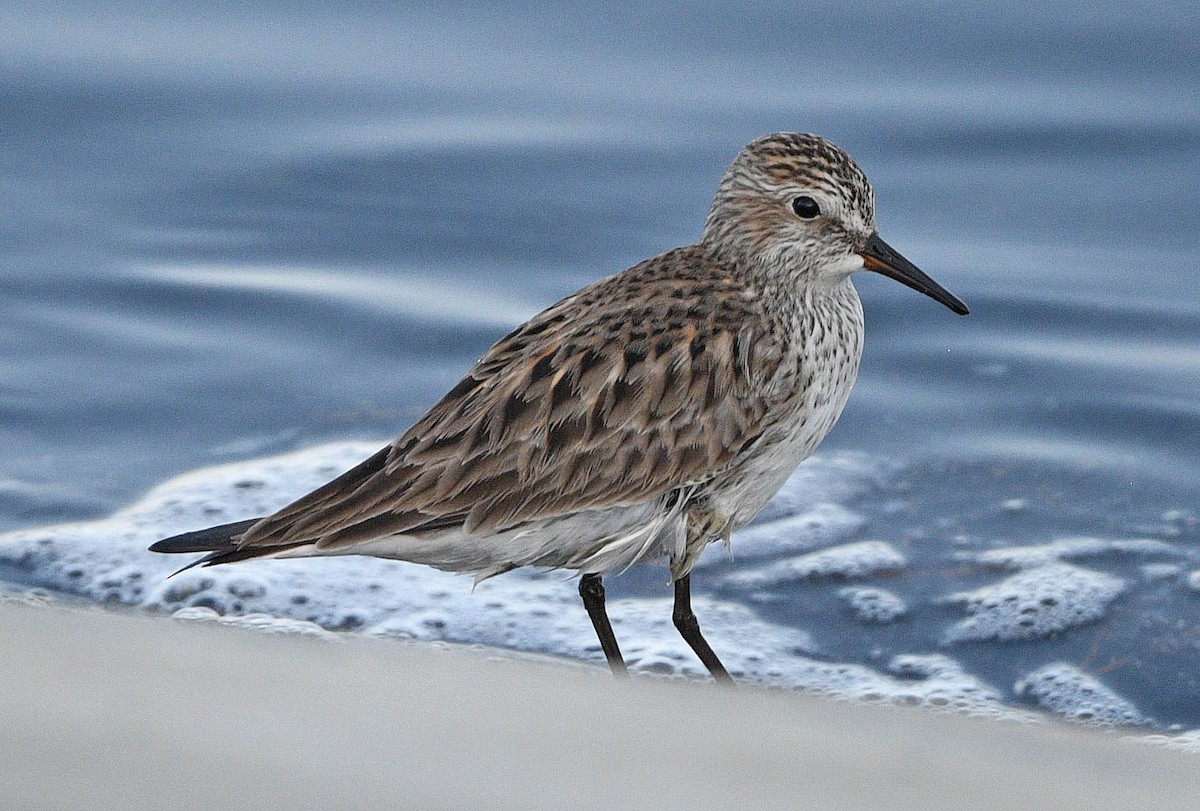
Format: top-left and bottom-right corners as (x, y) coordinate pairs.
(702, 133), (877, 274)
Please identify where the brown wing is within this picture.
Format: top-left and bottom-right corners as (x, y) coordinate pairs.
(236, 247), (792, 550)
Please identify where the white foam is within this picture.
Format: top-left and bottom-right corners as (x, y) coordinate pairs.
(883, 654), (1033, 719)
(964, 537), (1183, 569)
(724, 541), (907, 589)
(1015, 663), (1147, 726)
(172, 606), (338, 638)
(942, 563), (1125, 643)
(838, 586), (908, 623)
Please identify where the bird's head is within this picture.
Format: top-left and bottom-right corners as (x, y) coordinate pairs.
(703, 132), (968, 315)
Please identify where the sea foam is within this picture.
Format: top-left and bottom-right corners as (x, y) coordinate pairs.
(942, 563), (1125, 643)
(1015, 663), (1147, 726)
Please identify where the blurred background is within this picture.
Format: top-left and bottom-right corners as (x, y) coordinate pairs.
(1, 1), (1198, 727)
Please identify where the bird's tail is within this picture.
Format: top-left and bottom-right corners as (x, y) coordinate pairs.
(149, 518), (307, 576)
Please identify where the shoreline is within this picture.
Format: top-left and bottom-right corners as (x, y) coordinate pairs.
(3, 602), (1198, 809)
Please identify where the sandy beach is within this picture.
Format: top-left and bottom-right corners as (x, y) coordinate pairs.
(3, 602), (1197, 810)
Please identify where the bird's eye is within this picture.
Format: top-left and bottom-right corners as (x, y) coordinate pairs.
(791, 196), (820, 219)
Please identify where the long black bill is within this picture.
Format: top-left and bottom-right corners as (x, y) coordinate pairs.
(859, 233), (969, 315)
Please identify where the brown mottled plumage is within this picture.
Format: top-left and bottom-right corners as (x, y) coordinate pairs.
(152, 133), (968, 682)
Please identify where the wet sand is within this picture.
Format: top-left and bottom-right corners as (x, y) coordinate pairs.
(3, 602), (1197, 810)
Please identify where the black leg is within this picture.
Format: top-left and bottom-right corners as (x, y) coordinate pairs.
(579, 573), (628, 678)
(672, 573), (733, 684)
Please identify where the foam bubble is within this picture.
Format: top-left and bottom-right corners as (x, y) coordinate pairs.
(724, 541), (906, 589)
(838, 586), (907, 623)
(882, 654), (1032, 718)
(1015, 663), (1148, 726)
(943, 563), (1125, 643)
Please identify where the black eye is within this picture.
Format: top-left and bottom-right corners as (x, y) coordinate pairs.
(791, 195), (820, 219)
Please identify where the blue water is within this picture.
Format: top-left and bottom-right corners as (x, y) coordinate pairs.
(3, 2), (1199, 727)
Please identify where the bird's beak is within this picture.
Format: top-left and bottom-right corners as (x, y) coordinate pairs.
(858, 233), (969, 315)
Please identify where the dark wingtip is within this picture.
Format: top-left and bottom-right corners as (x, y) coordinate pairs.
(149, 518), (262, 554)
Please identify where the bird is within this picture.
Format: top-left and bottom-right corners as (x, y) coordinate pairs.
(151, 132), (968, 683)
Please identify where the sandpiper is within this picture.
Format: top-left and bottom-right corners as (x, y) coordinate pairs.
(152, 132), (968, 683)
